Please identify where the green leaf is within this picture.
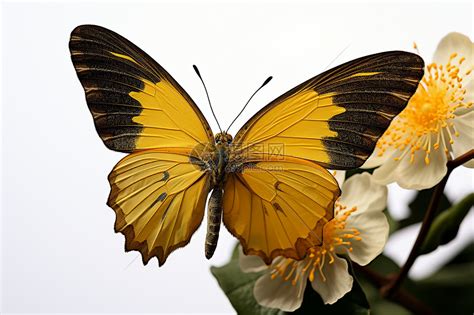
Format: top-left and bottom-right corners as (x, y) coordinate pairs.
(446, 242), (474, 265)
(419, 261), (474, 286)
(420, 193), (474, 255)
(354, 254), (399, 304)
(383, 208), (399, 235)
(354, 254), (418, 315)
(211, 245), (370, 315)
(363, 253), (400, 275)
(370, 301), (412, 315)
(210, 245), (283, 315)
(356, 249), (474, 315)
(399, 187), (452, 230)
(414, 243), (474, 314)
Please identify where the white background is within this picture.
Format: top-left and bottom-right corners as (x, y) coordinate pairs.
(1, 0), (473, 313)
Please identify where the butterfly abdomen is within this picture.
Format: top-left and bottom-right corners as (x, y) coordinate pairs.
(205, 188), (223, 259)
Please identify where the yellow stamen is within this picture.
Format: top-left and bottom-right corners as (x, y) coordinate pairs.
(269, 201), (362, 286)
(413, 42), (420, 54)
(375, 52), (471, 164)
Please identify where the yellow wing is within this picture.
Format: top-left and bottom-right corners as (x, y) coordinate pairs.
(234, 51), (424, 169)
(108, 148), (210, 266)
(69, 25), (213, 152)
(223, 52), (423, 263)
(222, 156), (340, 264)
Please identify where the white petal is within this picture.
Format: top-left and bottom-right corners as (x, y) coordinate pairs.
(372, 136), (448, 190)
(463, 79), (474, 106)
(329, 170), (346, 188)
(361, 146), (392, 169)
(339, 173), (388, 214)
(433, 32), (473, 74)
(253, 271), (306, 311)
(453, 72), (473, 117)
(310, 256), (353, 304)
(395, 143), (448, 189)
(346, 212), (389, 265)
(451, 111), (474, 168)
(371, 151), (402, 186)
(238, 246), (267, 273)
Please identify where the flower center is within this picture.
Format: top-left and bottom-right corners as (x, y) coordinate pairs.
(376, 52), (472, 164)
(269, 202), (361, 286)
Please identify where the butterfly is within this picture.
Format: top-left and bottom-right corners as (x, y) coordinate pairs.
(69, 24), (424, 266)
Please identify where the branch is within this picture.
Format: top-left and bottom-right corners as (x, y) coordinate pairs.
(447, 149), (474, 168)
(381, 149), (474, 298)
(354, 264), (435, 315)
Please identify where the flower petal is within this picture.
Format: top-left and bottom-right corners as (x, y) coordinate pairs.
(339, 173), (388, 214)
(253, 271), (306, 311)
(452, 111), (474, 168)
(361, 146), (393, 169)
(371, 157), (397, 185)
(463, 79), (473, 106)
(238, 246), (267, 273)
(330, 170), (346, 187)
(395, 143), (448, 189)
(433, 32), (473, 74)
(310, 256), (353, 304)
(372, 136), (448, 190)
(346, 211), (389, 265)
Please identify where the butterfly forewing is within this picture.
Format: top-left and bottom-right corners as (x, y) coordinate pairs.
(69, 25), (213, 152)
(234, 51), (425, 169)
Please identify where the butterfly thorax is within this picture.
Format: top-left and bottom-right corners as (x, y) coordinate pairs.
(212, 132), (233, 187)
(189, 132), (231, 187)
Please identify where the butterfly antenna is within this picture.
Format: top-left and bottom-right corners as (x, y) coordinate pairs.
(324, 44), (350, 71)
(193, 65), (223, 133)
(226, 76), (273, 133)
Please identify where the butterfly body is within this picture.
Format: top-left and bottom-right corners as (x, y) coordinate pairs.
(69, 24), (424, 266)
(202, 132), (233, 259)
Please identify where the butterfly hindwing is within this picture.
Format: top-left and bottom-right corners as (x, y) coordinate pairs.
(234, 51), (424, 169)
(69, 25), (213, 152)
(222, 155), (340, 264)
(108, 148), (210, 266)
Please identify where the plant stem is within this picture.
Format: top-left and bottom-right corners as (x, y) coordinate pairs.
(381, 149), (474, 298)
(355, 264), (436, 315)
(448, 149), (474, 168)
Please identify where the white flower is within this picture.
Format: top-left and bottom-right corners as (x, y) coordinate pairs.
(365, 32), (473, 190)
(239, 173), (388, 311)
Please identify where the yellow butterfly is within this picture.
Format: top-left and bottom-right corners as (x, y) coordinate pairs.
(69, 25), (424, 266)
